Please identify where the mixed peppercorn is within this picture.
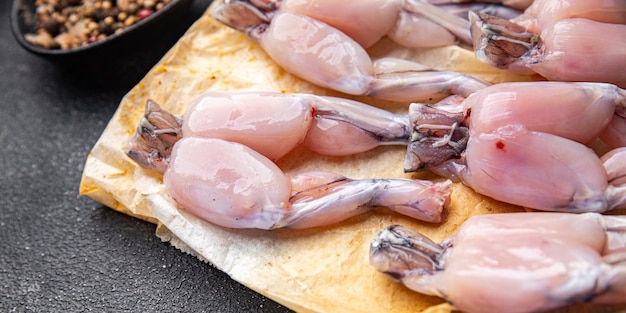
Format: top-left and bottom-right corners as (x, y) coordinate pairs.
(25, 0), (174, 49)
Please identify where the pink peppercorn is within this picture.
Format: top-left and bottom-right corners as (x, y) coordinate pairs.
(137, 9), (153, 20)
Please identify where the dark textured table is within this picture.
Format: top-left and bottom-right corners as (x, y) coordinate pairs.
(1, 1), (291, 311)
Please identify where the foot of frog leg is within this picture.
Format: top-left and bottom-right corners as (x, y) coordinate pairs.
(469, 11), (539, 74)
(126, 99), (183, 174)
(369, 224), (446, 297)
(404, 100), (469, 172)
(212, 0), (271, 35)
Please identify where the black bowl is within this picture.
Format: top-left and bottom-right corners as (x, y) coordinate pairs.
(10, 0), (193, 65)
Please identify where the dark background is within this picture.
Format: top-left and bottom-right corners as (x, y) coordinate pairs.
(1, 0), (292, 311)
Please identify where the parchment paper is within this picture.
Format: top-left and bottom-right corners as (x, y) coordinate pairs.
(79, 3), (626, 312)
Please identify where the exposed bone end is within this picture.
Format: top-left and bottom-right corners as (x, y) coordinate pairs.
(374, 179), (452, 224)
(469, 11), (539, 74)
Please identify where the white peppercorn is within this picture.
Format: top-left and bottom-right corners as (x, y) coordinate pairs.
(25, 0), (177, 50)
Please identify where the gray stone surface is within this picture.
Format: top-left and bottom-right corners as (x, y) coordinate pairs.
(1, 1), (291, 311)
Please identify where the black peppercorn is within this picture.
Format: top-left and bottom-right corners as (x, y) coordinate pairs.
(25, 0), (176, 50)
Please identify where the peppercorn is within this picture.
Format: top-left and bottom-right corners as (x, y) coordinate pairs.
(136, 8), (152, 20)
(41, 16), (61, 36)
(117, 0), (129, 11)
(124, 15), (138, 27)
(143, 0), (155, 9)
(25, 0), (177, 50)
(125, 3), (140, 15)
(102, 1), (112, 10)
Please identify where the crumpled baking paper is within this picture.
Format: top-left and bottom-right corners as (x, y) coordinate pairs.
(79, 3), (626, 313)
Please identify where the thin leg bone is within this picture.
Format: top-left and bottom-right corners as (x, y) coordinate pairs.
(403, 0), (473, 45)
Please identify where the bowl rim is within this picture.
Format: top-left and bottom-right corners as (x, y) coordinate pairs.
(10, 0), (191, 56)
